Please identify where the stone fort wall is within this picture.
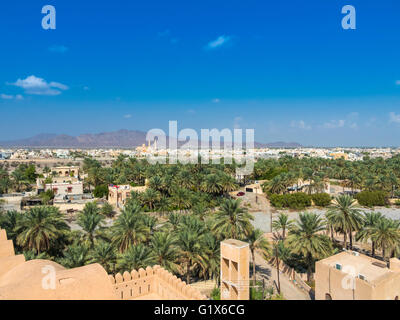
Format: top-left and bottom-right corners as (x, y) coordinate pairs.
(109, 265), (207, 300)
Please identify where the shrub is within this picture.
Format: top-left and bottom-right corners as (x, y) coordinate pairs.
(355, 191), (389, 207)
(269, 192), (311, 209)
(93, 184), (108, 198)
(269, 194), (285, 208)
(210, 287), (220, 300)
(100, 202), (115, 218)
(311, 193), (331, 207)
(267, 293), (285, 300)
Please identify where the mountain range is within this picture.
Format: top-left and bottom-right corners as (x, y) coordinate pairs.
(0, 130), (302, 148)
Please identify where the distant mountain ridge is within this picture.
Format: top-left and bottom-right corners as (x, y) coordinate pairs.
(0, 130), (302, 148)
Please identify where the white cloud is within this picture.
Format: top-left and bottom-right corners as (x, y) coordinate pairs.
(1, 94), (13, 100)
(10, 75), (68, 96)
(396, 80), (400, 85)
(389, 112), (400, 124)
(205, 35), (232, 50)
(1, 93), (23, 100)
(290, 120), (311, 130)
(48, 45), (69, 53)
(322, 119), (345, 129)
(212, 98), (220, 103)
(123, 114), (132, 119)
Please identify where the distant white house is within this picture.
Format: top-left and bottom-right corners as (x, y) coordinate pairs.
(0, 152), (12, 160)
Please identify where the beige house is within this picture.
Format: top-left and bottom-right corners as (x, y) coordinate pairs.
(37, 176), (79, 189)
(45, 181), (83, 196)
(108, 184), (147, 207)
(315, 250), (400, 300)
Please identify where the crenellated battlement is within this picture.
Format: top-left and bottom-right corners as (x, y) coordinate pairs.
(109, 265), (207, 300)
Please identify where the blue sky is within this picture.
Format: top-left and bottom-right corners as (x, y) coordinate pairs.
(1, 0), (400, 147)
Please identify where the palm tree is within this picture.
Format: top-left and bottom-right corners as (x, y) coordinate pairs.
(176, 170), (194, 190)
(171, 188), (192, 212)
(156, 196), (170, 216)
(141, 188), (160, 211)
(356, 211), (383, 257)
(150, 232), (179, 272)
(212, 198), (253, 240)
(117, 244), (155, 272)
(77, 205), (105, 248)
(327, 195), (363, 249)
(286, 212), (332, 282)
(111, 204), (148, 252)
(178, 228), (203, 284)
(370, 217), (400, 261)
(263, 175), (287, 194)
(0, 210), (22, 244)
(60, 243), (90, 268)
(16, 206), (70, 254)
(198, 233), (220, 284)
(272, 213), (294, 239)
(192, 203), (208, 221)
(11, 170), (29, 192)
(201, 174), (222, 195)
(271, 240), (291, 294)
(89, 241), (117, 273)
(166, 212), (182, 231)
(246, 228), (271, 285)
(219, 174), (237, 196)
(100, 202), (115, 218)
(23, 250), (51, 261)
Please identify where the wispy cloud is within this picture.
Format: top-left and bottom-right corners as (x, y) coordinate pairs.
(123, 114), (132, 119)
(396, 80), (400, 86)
(290, 120), (311, 130)
(205, 35), (232, 50)
(389, 112), (400, 124)
(212, 98), (220, 103)
(9, 75), (68, 96)
(1, 94), (13, 100)
(48, 45), (69, 53)
(1, 93), (23, 100)
(157, 29), (179, 44)
(321, 119), (345, 129)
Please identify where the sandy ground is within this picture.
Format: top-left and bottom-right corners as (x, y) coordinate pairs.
(254, 252), (311, 300)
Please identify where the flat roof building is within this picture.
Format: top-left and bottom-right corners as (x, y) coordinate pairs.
(315, 250), (400, 300)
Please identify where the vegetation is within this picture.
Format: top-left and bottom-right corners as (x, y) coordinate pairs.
(93, 184), (109, 198)
(326, 195), (363, 249)
(311, 193), (332, 207)
(355, 191), (389, 207)
(1, 154), (400, 298)
(269, 192), (311, 209)
(286, 212), (333, 281)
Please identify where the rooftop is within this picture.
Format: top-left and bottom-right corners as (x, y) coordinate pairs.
(222, 239), (249, 248)
(319, 251), (397, 284)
